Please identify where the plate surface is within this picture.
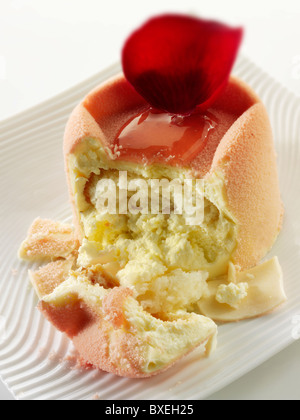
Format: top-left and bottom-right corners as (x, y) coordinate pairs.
(0, 56), (300, 400)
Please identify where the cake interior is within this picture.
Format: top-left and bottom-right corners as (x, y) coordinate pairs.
(69, 138), (238, 317)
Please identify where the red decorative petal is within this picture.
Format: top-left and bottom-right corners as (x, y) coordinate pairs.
(122, 14), (243, 114)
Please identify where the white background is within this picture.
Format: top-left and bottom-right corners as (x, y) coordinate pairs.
(0, 0), (300, 400)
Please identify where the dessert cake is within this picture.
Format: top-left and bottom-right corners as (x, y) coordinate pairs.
(19, 14), (286, 378)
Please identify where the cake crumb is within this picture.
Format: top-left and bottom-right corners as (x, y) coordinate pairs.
(216, 282), (249, 308)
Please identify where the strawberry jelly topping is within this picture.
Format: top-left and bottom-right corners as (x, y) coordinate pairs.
(114, 107), (218, 165)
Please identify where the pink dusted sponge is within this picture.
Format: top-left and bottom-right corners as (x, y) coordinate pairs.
(39, 270), (217, 378)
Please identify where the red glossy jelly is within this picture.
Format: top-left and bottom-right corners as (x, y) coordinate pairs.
(113, 107), (218, 165)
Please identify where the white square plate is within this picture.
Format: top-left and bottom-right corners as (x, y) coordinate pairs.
(0, 56), (300, 400)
